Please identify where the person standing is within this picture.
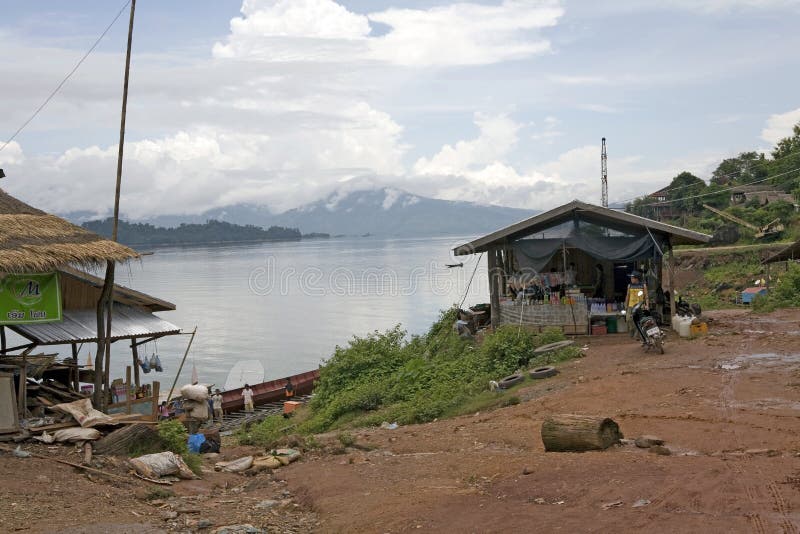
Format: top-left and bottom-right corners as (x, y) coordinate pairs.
(211, 388), (224, 422)
(625, 271), (649, 338)
(242, 384), (254, 412)
(284, 378), (295, 401)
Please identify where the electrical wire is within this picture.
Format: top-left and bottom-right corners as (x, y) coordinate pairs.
(458, 252), (483, 310)
(0, 1), (131, 154)
(634, 165), (800, 206)
(616, 150), (800, 205)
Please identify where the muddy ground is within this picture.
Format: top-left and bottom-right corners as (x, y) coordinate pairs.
(3, 308), (800, 533)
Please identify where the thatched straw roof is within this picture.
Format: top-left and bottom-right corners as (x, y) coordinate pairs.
(0, 188), (139, 273)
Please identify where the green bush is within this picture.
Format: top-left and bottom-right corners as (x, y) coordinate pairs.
(753, 262), (800, 312)
(157, 420), (189, 456)
(290, 309), (577, 433)
(238, 414), (291, 447)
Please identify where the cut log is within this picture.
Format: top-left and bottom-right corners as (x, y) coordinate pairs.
(94, 424), (163, 456)
(541, 414), (622, 452)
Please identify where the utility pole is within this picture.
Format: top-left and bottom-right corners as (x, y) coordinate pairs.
(95, 0), (136, 408)
(601, 137), (608, 208)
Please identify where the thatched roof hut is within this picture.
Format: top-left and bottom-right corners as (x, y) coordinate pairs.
(0, 188), (138, 273)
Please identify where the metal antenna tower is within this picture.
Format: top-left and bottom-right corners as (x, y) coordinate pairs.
(601, 137), (608, 207)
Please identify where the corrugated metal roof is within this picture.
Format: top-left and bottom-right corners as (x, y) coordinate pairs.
(453, 200), (711, 255)
(10, 304), (180, 345)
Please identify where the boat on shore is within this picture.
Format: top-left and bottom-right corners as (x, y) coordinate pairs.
(220, 369), (319, 413)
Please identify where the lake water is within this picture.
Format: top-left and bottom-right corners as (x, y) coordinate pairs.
(87, 236), (488, 390)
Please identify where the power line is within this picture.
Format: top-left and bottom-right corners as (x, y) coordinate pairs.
(0, 1), (131, 154)
(617, 150), (800, 205)
(637, 165), (800, 206)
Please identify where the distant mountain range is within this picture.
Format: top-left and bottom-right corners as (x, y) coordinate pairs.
(68, 188), (537, 238)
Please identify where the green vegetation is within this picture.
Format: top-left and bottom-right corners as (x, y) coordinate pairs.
(238, 309), (581, 447)
(753, 263), (800, 312)
(83, 218), (303, 246)
(627, 121), (800, 243)
(156, 419), (202, 475)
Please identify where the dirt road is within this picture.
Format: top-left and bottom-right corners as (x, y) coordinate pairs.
(3, 308), (800, 533)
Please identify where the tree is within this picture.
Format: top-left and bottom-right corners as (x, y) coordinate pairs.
(666, 171), (706, 214)
(710, 151), (768, 186)
(767, 121), (800, 191)
(771, 122), (800, 160)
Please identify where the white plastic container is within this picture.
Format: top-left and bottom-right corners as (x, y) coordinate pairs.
(678, 316), (693, 338)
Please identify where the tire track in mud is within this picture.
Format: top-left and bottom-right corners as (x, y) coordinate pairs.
(718, 351), (798, 534)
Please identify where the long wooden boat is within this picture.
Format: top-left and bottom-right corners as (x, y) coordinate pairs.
(220, 369), (319, 413)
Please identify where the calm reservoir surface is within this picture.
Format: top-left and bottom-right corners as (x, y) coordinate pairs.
(88, 236), (488, 389)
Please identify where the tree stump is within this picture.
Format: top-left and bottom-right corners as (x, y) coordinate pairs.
(94, 424), (163, 456)
(541, 414), (622, 452)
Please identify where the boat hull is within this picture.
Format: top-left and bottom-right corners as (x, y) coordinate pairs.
(221, 369), (318, 413)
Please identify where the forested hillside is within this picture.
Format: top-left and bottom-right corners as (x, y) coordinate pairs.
(83, 218), (303, 246)
(627, 122), (800, 244)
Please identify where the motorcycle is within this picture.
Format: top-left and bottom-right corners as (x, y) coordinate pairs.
(622, 291), (665, 354)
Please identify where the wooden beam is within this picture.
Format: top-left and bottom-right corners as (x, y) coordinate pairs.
(488, 247), (500, 329)
(131, 342), (140, 388)
(151, 381), (160, 421)
(125, 366), (132, 415)
(129, 335), (165, 348)
(18, 352), (27, 417)
(668, 244), (676, 318)
(71, 344), (80, 391)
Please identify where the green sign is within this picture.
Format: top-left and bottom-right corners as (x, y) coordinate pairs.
(0, 272), (62, 324)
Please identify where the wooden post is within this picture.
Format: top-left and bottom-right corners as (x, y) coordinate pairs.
(125, 366), (132, 415)
(488, 249), (500, 329)
(151, 381), (160, 421)
(18, 352), (27, 417)
(71, 344), (80, 392)
(0, 326), (5, 354)
(167, 327), (196, 402)
(131, 341), (140, 388)
(766, 262), (771, 291)
(668, 245), (676, 318)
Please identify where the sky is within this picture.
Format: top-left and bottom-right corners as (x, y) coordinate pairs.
(0, 0), (799, 219)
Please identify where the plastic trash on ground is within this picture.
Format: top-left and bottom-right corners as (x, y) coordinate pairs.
(380, 421), (399, 430)
(187, 433), (206, 453)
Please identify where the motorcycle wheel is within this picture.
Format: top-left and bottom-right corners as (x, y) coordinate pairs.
(654, 336), (664, 354)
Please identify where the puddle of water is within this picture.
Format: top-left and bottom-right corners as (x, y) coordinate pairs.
(718, 352), (800, 370)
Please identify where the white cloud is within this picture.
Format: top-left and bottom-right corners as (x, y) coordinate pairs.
(5, 101), (407, 218)
(761, 107), (800, 145)
(213, 0), (371, 61)
(0, 142), (24, 166)
(368, 0), (563, 67)
(414, 113), (521, 176)
(213, 0), (563, 66)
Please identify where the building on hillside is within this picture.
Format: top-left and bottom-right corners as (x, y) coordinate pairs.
(730, 185), (795, 206)
(453, 200), (711, 333)
(645, 186), (680, 221)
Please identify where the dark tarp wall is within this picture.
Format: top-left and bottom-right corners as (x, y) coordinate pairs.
(512, 234), (667, 273)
